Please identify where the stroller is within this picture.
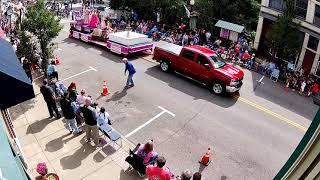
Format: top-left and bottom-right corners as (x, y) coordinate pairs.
(125, 143), (158, 176)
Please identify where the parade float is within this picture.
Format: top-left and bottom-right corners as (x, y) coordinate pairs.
(69, 9), (153, 55)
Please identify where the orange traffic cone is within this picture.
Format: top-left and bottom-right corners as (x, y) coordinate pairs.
(101, 80), (110, 96)
(199, 147), (211, 166)
(284, 82), (289, 92)
(56, 56), (60, 65)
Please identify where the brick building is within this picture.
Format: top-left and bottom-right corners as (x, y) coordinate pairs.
(254, 0), (320, 76)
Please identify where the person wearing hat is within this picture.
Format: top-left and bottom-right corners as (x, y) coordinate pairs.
(40, 79), (61, 119)
(123, 58), (136, 88)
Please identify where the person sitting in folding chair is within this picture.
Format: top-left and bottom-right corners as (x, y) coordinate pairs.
(125, 140), (158, 176)
(96, 107), (112, 126)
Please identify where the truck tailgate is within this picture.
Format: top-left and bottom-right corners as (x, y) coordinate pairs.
(155, 41), (183, 56)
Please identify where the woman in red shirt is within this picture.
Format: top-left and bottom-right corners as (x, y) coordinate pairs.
(309, 81), (319, 96)
(242, 50), (250, 63)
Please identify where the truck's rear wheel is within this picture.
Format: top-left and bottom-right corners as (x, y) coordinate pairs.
(160, 60), (170, 72)
(211, 81), (226, 95)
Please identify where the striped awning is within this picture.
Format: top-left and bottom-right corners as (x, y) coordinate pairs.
(215, 20), (244, 33)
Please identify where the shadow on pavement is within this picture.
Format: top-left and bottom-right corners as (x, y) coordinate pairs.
(59, 139), (96, 170)
(221, 175), (228, 180)
(119, 169), (144, 180)
(249, 71), (318, 120)
(198, 163), (207, 173)
(26, 117), (55, 134)
(106, 88), (128, 102)
(10, 73), (46, 123)
(45, 133), (78, 152)
(10, 97), (38, 122)
(145, 66), (238, 108)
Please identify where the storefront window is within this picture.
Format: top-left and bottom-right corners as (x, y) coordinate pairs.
(315, 60), (320, 77)
(269, 0), (286, 10)
(314, 5), (320, 27)
(307, 35), (319, 51)
(295, 0), (308, 19)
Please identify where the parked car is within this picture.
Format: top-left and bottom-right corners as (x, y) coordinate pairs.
(153, 42), (244, 95)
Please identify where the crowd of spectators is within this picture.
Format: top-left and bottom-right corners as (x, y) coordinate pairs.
(106, 17), (320, 96)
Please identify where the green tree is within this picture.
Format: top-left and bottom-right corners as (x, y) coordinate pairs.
(110, 0), (185, 25)
(110, 0), (260, 31)
(266, 0), (302, 61)
(16, 31), (36, 63)
(22, 0), (63, 72)
(195, 0), (260, 30)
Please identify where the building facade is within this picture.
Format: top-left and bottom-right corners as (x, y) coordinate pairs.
(254, 0), (320, 76)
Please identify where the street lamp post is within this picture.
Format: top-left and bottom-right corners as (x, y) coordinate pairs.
(189, 0), (196, 31)
(190, 0), (194, 13)
(7, 6), (13, 35)
(16, 2), (23, 30)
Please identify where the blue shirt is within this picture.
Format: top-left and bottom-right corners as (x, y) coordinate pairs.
(47, 64), (57, 75)
(125, 62), (136, 75)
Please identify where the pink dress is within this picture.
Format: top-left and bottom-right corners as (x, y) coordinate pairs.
(89, 15), (100, 28)
(136, 144), (157, 164)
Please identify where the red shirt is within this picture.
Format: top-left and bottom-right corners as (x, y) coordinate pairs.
(235, 47), (240, 54)
(146, 166), (171, 180)
(242, 53), (250, 61)
(312, 83), (319, 93)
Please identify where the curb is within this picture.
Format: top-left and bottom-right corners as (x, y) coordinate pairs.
(141, 56), (159, 64)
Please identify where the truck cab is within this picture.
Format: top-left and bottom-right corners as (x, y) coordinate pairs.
(153, 43), (244, 95)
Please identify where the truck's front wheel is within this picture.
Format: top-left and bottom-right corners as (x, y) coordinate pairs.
(160, 60), (170, 72)
(211, 81), (226, 95)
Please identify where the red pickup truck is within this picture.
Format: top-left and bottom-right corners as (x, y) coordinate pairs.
(153, 42), (244, 94)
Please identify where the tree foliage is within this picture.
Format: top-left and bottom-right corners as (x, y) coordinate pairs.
(110, 0), (260, 30)
(195, 0), (260, 30)
(16, 31), (36, 63)
(110, 0), (185, 25)
(266, 0), (302, 61)
(22, 0), (63, 71)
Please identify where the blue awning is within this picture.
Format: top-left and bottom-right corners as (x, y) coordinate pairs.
(215, 20), (245, 33)
(0, 38), (35, 109)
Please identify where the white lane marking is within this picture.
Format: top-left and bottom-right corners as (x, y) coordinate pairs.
(158, 106), (176, 117)
(125, 106), (175, 138)
(258, 75), (265, 83)
(61, 66), (98, 82)
(89, 66), (98, 71)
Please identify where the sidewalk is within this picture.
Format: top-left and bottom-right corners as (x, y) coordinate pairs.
(9, 82), (144, 180)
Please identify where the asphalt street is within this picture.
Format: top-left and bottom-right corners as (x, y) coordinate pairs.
(53, 21), (318, 179)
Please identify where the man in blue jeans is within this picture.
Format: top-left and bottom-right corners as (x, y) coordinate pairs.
(123, 58), (136, 88)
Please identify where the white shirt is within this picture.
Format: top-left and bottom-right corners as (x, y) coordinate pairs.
(96, 112), (110, 126)
(301, 82), (306, 90)
(12, 44), (17, 52)
(205, 32), (211, 40)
